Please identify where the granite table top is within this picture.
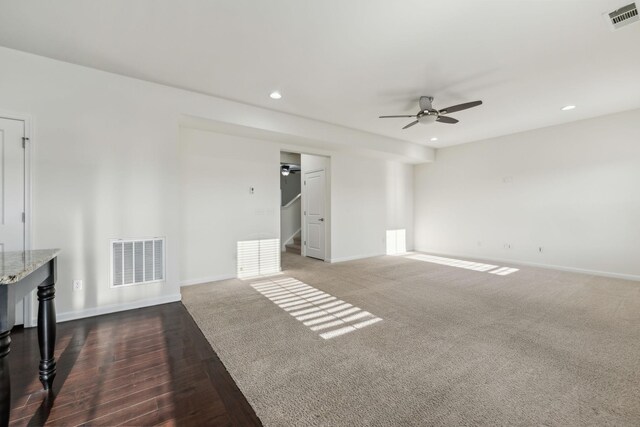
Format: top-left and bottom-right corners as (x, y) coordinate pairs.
(0, 249), (61, 285)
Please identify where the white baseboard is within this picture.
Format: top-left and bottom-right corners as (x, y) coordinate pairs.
(329, 253), (385, 263)
(54, 293), (182, 324)
(180, 274), (236, 287)
(413, 249), (640, 282)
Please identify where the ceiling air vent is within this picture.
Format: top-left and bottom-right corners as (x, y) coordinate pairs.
(604, 3), (639, 30)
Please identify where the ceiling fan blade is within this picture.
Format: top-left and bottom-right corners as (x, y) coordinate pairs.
(439, 100), (483, 115)
(402, 120), (419, 129)
(379, 115), (416, 118)
(436, 116), (459, 124)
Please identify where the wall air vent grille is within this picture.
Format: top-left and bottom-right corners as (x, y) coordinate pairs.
(605, 3), (639, 30)
(111, 238), (165, 287)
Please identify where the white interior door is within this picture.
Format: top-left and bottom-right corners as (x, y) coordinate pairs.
(0, 117), (26, 324)
(304, 170), (325, 260)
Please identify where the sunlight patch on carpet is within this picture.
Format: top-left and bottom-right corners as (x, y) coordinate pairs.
(251, 278), (383, 339)
(489, 267), (520, 276)
(405, 254), (519, 275)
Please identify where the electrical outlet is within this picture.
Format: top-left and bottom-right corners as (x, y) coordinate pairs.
(73, 280), (83, 291)
(504, 243), (511, 249)
(538, 247), (543, 253)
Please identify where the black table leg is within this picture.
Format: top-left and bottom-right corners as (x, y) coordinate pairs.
(37, 282), (56, 390)
(0, 330), (11, 427)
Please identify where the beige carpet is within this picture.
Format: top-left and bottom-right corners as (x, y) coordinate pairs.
(181, 252), (640, 426)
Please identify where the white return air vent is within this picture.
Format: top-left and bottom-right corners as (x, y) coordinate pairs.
(111, 238), (165, 287)
(604, 3), (639, 30)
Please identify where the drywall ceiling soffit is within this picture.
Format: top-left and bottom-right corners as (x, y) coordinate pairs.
(0, 0), (639, 148)
(179, 115), (434, 164)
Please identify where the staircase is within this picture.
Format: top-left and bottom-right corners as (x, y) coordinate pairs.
(281, 193), (302, 255)
(285, 236), (302, 255)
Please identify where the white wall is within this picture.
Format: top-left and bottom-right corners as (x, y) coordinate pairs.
(179, 145), (415, 282)
(180, 128), (280, 284)
(0, 46), (429, 321)
(414, 108), (640, 280)
(385, 161), (414, 251)
(330, 155), (414, 262)
(0, 52), (184, 321)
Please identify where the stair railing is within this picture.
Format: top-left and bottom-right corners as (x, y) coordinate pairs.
(282, 193), (301, 209)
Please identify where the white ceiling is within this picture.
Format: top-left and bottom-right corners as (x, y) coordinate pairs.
(1, 0), (639, 148)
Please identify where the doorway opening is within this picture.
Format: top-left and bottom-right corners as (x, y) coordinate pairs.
(280, 151), (330, 261)
(280, 152), (302, 256)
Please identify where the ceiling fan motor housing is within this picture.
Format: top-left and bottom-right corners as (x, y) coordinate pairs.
(378, 96), (481, 128)
(417, 110), (439, 124)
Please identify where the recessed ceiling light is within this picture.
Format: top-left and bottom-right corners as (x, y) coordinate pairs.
(270, 91), (282, 100)
(561, 105), (576, 111)
(430, 137), (438, 142)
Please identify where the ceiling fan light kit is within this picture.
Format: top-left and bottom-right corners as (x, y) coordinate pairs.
(379, 96), (483, 129)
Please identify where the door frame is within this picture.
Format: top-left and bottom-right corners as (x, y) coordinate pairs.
(1, 112), (34, 326)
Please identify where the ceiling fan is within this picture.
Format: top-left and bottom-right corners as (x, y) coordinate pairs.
(379, 96), (482, 129)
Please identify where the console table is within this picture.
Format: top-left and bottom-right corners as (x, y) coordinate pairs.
(0, 249), (59, 427)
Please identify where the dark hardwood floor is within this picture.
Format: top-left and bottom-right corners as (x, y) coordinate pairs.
(8, 302), (261, 426)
